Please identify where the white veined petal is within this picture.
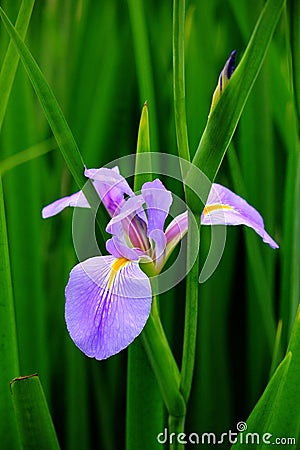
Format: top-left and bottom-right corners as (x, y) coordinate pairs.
(65, 255), (152, 360)
(201, 183), (279, 249)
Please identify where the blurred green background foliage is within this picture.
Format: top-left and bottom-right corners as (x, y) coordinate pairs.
(0, 0), (298, 449)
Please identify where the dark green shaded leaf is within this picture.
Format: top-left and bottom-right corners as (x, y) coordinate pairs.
(11, 374), (60, 450)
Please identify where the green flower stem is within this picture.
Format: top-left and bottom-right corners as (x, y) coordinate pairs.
(179, 212), (200, 403)
(173, 0), (190, 163)
(173, 0), (199, 408)
(141, 297), (186, 418)
(168, 415), (186, 450)
(172, 1), (199, 443)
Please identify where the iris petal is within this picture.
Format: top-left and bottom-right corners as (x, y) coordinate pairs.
(65, 255), (152, 360)
(148, 229), (167, 272)
(43, 166), (133, 219)
(85, 166), (134, 216)
(141, 179), (172, 235)
(165, 211), (188, 259)
(42, 190), (89, 218)
(141, 179), (173, 264)
(201, 184), (279, 249)
(106, 195), (145, 235)
(106, 236), (140, 261)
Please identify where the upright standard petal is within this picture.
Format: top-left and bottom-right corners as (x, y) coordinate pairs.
(42, 190), (89, 218)
(141, 179), (173, 234)
(201, 183), (279, 249)
(65, 255), (152, 360)
(85, 166), (134, 216)
(141, 179), (173, 267)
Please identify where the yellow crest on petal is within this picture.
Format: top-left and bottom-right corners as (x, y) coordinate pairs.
(203, 204), (234, 216)
(108, 258), (129, 290)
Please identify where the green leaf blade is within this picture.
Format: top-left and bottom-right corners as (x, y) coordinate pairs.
(10, 374), (60, 450)
(0, 5), (105, 247)
(231, 305), (300, 449)
(134, 102), (153, 191)
(192, 0), (286, 181)
(0, 177), (21, 449)
(0, 0), (35, 133)
(0, 6), (84, 189)
(127, 105), (164, 450)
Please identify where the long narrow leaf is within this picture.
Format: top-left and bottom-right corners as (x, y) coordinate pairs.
(289, 0), (300, 122)
(134, 102), (152, 191)
(0, 6), (84, 186)
(0, 2), (35, 448)
(280, 0), (300, 342)
(0, 6), (99, 210)
(10, 374), (60, 450)
(0, 176), (21, 449)
(0, 137), (56, 175)
(191, 0), (286, 183)
(127, 0), (159, 151)
(0, 0), (35, 133)
(126, 342), (164, 450)
(0, 6), (107, 248)
(126, 103), (163, 450)
(232, 305), (300, 449)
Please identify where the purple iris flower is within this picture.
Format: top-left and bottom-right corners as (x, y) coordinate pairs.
(42, 166), (278, 360)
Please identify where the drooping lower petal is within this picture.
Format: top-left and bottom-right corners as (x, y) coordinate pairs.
(65, 255), (152, 360)
(42, 190), (89, 218)
(201, 183), (279, 249)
